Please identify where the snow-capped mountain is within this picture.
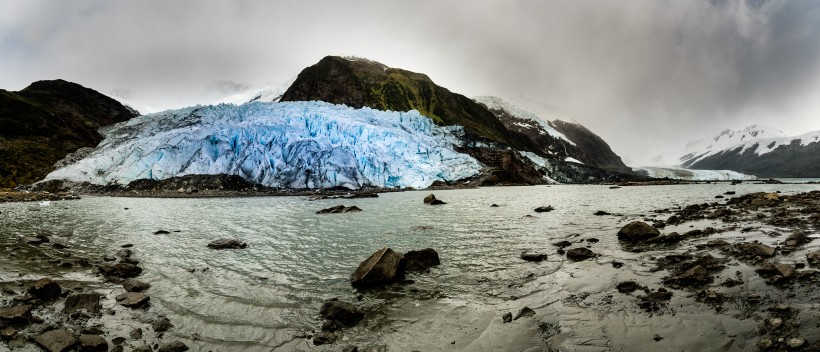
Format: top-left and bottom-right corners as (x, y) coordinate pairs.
(44, 101), (481, 189)
(474, 96), (632, 174)
(680, 124), (820, 177)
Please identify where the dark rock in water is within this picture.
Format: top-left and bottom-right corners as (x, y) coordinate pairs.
(350, 247), (404, 288)
(322, 320), (340, 332)
(725, 191), (736, 195)
(513, 306), (535, 320)
(120, 243), (134, 248)
(520, 252), (547, 262)
(116, 248), (133, 258)
(502, 312), (512, 323)
(133, 346), (152, 352)
(0, 305), (32, 324)
(23, 236), (44, 245)
(612, 261), (624, 269)
(99, 263), (143, 278)
(403, 248), (441, 271)
(130, 328), (143, 339)
(664, 266), (712, 288)
(490, 204), (500, 207)
(313, 331), (337, 345)
(320, 299), (364, 327)
(344, 192), (378, 199)
(153, 230), (171, 235)
(534, 205), (555, 213)
(207, 238), (247, 249)
(35, 329), (77, 352)
(28, 278), (61, 299)
(79, 334), (108, 352)
(423, 194), (446, 205)
(158, 341), (189, 352)
(566, 248), (596, 261)
(63, 293), (101, 314)
(643, 291), (673, 302)
(616, 281), (639, 293)
(152, 317), (173, 332)
(735, 243), (776, 258)
(552, 240), (572, 248)
(316, 205), (363, 214)
(593, 210), (611, 216)
(807, 250), (820, 266)
(115, 292), (150, 308)
(122, 279), (151, 292)
(617, 221), (660, 242)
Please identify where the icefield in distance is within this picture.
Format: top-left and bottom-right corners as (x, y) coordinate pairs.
(633, 166), (757, 181)
(45, 101), (482, 189)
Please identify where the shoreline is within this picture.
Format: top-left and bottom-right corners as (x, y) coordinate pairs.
(4, 177), (814, 203)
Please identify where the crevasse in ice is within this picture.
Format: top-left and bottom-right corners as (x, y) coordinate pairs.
(45, 101), (481, 189)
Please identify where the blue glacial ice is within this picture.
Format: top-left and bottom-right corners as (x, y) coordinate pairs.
(45, 101), (482, 189)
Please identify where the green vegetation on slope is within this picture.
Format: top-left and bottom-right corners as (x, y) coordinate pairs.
(280, 56), (527, 148)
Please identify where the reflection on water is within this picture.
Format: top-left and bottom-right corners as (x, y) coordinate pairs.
(1, 183), (819, 351)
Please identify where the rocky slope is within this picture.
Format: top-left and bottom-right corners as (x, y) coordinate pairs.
(680, 124), (820, 177)
(474, 96), (631, 174)
(0, 80), (137, 187)
(280, 56), (637, 184)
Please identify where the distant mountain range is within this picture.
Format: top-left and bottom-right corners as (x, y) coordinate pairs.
(6, 56), (642, 189)
(680, 124), (820, 177)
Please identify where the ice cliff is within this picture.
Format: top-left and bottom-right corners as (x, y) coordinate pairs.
(44, 101), (481, 189)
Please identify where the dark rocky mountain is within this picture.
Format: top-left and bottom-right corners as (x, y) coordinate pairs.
(0, 80), (137, 187)
(680, 125), (820, 178)
(473, 96), (631, 174)
(282, 56), (638, 184)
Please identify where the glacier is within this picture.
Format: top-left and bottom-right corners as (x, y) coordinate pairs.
(44, 101), (482, 189)
(633, 167), (757, 181)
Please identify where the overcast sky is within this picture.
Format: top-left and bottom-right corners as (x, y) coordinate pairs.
(2, 0), (820, 165)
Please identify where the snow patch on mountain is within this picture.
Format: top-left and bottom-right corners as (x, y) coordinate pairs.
(679, 124), (820, 166)
(44, 101), (481, 189)
(213, 78), (296, 106)
(634, 166), (757, 181)
(473, 96), (575, 145)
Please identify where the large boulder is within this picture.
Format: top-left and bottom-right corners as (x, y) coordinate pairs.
(320, 299), (365, 327)
(63, 293), (101, 314)
(566, 248), (596, 261)
(617, 221), (660, 242)
(207, 238), (247, 249)
(34, 329), (77, 352)
(807, 250), (820, 266)
(98, 263), (143, 278)
(735, 243), (776, 258)
(403, 248), (441, 272)
(122, 279), (151, 292)
(0, 305), (32, 324)
(350, 247), (404, 288)
(115, 292), (150, 308)
(664, 265), (712, 288)
(158, 341), (189, 352)
(423, 194), (446, 205)
(317, 205), (363, 214)
(78, 334), (108, 352)
(28, 278), (61, 299)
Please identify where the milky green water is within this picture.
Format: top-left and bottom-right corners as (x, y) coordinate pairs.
(1, 182), (819, 351)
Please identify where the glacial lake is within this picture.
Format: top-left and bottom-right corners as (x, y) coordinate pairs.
(2, 182), (820, 351)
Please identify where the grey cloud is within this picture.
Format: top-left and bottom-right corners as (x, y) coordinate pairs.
(1, 0), (819, 165)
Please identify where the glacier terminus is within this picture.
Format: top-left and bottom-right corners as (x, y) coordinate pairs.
(45, 101), (482, 189)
